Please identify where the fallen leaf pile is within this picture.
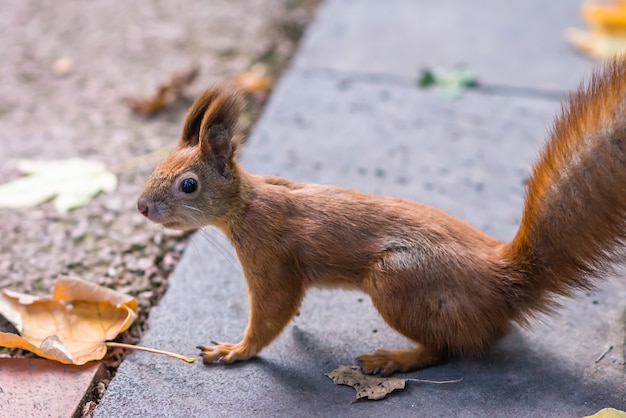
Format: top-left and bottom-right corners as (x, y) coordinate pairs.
(326, 365), (462, 401)
(417, 66), (478, 98)
(0, 276), (137, 365)
(0, 158), (117, 213)
(566, 0), (626, 59)
(124, 66), (199, 115)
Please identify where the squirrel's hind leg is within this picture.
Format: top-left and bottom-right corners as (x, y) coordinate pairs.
(357, 262), (448, 375)
(356, 345), (441, 376)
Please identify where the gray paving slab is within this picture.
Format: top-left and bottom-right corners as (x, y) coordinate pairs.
(97, 0), (625, 416)
(295, 0), (594, 91)
(96, 231), (624, 418)
(243, 72), (556, 242)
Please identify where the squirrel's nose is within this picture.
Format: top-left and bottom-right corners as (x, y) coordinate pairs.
(137, 197), (149, 217)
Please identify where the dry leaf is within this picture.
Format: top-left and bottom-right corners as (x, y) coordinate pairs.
(326, 365), (408, 400)
(0, 276), (137, 365)
(125, 66), (199, 115)
(326, 365), (462, 401)
(0, 158), (117, 212)
(232, 65), (273, 93)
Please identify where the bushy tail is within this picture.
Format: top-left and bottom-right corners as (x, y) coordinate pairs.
(504, 60), (626, 311)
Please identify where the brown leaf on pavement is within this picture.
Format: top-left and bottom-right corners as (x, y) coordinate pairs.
(326, 365), (462, 401)
(0, 276), (137, 365)
(326, 365), (408, 400)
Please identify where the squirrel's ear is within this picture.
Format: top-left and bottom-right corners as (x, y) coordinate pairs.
(179, 85), (240, 148)
(197, 87), (244, 175)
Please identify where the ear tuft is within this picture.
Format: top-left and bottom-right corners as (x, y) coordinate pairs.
(177, 84), (244, 177)
(179, 84), (243, 148)
(199, 87), (243, 137)
(198, 86), (244, 164)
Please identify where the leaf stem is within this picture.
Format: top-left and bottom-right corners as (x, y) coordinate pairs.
(407, 377), (463, 384)
(106, 342), (196, 364)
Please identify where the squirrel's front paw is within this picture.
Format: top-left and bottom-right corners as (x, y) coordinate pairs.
(197, 341), (254, 364)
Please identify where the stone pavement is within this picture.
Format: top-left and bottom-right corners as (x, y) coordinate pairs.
(97, 0), (626, 416)
(0, 359), (104, 417)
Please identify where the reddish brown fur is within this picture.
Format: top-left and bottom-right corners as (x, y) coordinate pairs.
(137, 61), (626, 375)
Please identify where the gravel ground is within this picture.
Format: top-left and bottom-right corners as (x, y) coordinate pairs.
(0, 0), (317, 411)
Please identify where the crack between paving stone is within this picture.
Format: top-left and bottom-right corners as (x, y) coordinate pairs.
(295, 66), (567, 102)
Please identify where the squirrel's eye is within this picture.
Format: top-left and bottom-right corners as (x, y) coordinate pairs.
(180, 178), (197, 194)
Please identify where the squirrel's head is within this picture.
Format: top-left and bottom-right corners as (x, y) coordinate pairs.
(137, 85), (244, 230)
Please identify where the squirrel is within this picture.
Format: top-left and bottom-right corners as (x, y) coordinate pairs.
(137, 60), (626, 376)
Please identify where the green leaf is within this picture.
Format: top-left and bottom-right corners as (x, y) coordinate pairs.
(417, 69), (438, 88)
(0, 158), (117, 212)
(416, 65), (478, 97)
(449, 66), (478, 88)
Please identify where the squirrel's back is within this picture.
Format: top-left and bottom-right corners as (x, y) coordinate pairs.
(505, 60), (626, 315)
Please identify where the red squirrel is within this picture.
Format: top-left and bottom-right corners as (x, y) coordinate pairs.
(137, 60), (626, 375)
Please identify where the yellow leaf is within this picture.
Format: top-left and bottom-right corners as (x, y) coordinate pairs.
(0, 276), (137, 365)
(583, 3), (626, 32)
(585, 408), (626, 418)
(566, 0), (626, 59)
